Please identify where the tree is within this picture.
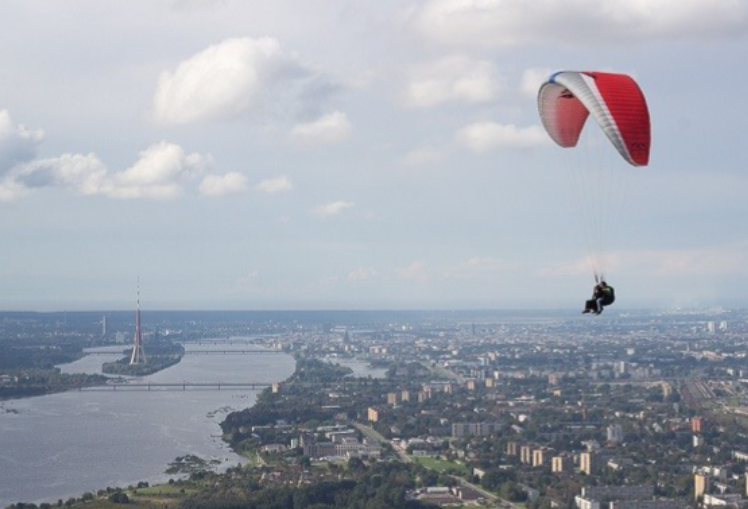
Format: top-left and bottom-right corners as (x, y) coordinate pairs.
(108, 492), (129, 504)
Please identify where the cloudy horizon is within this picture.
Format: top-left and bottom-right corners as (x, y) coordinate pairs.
(1, 0), (746, 311)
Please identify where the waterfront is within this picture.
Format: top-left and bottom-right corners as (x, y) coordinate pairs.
(0, 341), (296, 507)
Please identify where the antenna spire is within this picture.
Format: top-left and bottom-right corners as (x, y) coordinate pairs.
(129, 278), (146, 365)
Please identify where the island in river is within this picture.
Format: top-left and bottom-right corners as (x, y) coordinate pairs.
(101, 341), (184, 377)
(1, 338), (185, 399)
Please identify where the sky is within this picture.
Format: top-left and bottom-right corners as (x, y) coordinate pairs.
(0, 0), (747, 311)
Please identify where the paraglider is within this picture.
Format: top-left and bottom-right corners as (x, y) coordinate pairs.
(537, 71), (651, 313)
(582, 280), (615, 315)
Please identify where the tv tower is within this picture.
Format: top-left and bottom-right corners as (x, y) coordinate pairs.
(129, 281), (146, 365)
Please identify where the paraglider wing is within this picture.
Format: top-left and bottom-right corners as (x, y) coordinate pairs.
(538, 71), (651, 166)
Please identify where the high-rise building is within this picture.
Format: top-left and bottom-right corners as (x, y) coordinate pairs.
(552, 455), (573, 473)
(532, 448), (548, 468)
(662, 383), (672, 398)
(607, 424), (624, 444)
(692, 417), (703, 433)
(694, 473), (708, 500)
(367, 407), (380, 422)
(521, 445), (532, 464)
(580, 452), (597, 475)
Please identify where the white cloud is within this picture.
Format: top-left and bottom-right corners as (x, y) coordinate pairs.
(16, 153), (109, 195)
(397, 261), (430, 282)
(153, 37), (337, 125)
(519, 67), (553, 99)
(0, 178), (29, 202)
(255, 175), (293, 194)
(626, 247), (748, 277)
(4, 141), (212, 201)
(348, 267), (377, 281)
(407, 0), (748, 48)
(535, 245), (748, 279)
(404, 55), (503, 108)
(456, 122), (548, 153)
(199, 172), (247, 197)
(312, 200), (355, 217)
(0, 110), (44, 175)
(535, 256), (605, 278)
(110, 142), (207, 199)
(290, 111), (351, 144)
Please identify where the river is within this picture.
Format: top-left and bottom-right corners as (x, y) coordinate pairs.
(0, 341), (297, 507)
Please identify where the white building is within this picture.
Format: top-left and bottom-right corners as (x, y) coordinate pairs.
(607, 424), (624, 444)
(576, 496), (601, 509)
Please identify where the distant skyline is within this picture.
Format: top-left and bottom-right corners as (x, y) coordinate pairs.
(1, 1), (748, 311)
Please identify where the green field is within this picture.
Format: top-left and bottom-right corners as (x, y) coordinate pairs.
(135, 483), (197, 497)
(413, 455), (469, 474)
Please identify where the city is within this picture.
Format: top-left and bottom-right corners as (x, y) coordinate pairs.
(1, 2), (747, 509)
(3, 308), (748, 508)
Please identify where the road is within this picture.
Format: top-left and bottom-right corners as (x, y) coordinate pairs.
(352, 421), (411, 463)
(352, 421), (525, 509)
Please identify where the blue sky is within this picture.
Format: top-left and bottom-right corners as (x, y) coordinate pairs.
(1, 0), (747, 311)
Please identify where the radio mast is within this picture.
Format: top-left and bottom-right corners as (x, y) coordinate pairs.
(129, 281), (146, 365)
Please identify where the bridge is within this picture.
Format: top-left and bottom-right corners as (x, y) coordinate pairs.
(7, 377), (396, 396)
(79, 381), (274, 391)
(179, 339), (276, 345)
(84, 350), (287, 356)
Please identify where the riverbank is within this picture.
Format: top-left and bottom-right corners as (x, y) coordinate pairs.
(2, 357), (435, 509)
(0, 371), (109, 401)
(0, 343), (296, 508)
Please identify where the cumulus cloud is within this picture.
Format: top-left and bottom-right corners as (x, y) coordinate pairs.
(312, 200), (355, 217)
(16, 153), (109, 195)
(290, 111), (351, 144)
(404, 55), (503, 108)
(153, 37), (338, 125)
(0, 110), (44, 175)
(109, 142), (207, 199)
(0, 178), (29, 202)
(199, 172), (247, 197)
(407, 0), (748, 48)
(519, 67), (553, 98)
(456, 122), (548, 153)
(1, 139), (213, 202)
(255, 175), (293, 194)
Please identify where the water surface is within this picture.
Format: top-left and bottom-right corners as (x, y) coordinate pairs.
(0, 341), (295, 507)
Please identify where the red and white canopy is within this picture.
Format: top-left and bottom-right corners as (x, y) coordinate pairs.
(537, 71), (651, 167)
